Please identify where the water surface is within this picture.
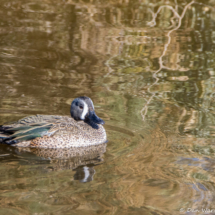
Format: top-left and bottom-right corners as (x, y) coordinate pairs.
(0, 0), (215, 214)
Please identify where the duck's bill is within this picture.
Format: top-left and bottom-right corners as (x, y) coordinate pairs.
(87, 111), (105, 125)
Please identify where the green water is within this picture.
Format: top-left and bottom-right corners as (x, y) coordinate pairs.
(0, 0), (215, 214)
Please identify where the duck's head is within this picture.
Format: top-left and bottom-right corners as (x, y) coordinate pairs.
(70, 96), (104, 125)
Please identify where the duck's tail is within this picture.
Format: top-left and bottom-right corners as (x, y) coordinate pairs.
(0, 125), (14, 144)
(0, 124), (52, 145)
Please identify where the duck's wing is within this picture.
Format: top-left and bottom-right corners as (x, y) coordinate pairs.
(0, 122), (54, 145)
(0, 115), (65, 145)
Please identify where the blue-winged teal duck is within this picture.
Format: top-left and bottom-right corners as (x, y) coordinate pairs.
(0, 97), (107, 148)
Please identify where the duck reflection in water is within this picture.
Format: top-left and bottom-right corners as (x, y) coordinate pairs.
(74, 166), (96, 183)
(17, 142), (107, 183)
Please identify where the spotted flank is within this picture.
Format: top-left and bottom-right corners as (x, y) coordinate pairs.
(0, 97), (107, 148)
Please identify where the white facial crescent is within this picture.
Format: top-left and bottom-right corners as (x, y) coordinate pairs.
(80, 101), (88, 120)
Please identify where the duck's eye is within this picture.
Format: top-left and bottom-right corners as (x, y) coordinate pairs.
(79, 106), (83, 109)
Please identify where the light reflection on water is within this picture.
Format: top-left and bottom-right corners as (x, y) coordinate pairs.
(0, 0), (215, 214)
